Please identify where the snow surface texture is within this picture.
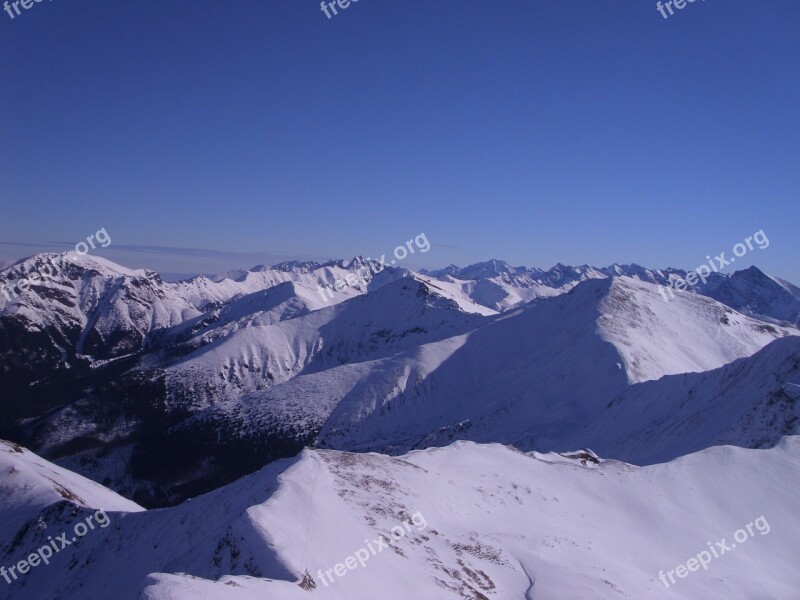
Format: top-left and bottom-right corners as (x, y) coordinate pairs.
(1, 439), (798, 599)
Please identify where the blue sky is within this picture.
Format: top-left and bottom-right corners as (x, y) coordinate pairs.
(1, 0), (798, 280)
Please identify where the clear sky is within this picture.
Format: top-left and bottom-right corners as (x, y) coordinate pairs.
(1, 0), (798, 281)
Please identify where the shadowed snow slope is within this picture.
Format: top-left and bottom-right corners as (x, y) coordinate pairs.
(313, 277), (795, 453)
(1, 439), (797, 600)
(578, 335), (800, 464)
(0, 440), (142, 518)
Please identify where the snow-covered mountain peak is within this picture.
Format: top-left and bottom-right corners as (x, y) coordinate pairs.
(0, 251), (148, 288)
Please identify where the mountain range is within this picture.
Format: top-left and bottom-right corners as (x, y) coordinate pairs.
(0, 253), (798, 508)
(1, 252), (799, 599)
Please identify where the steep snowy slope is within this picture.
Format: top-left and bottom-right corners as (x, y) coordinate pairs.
(578, 335), (800, 464)
(1, 439), (797, 600)
(594, 275), (792, 382)
(314, 276), (795, 454)
(0, 440), (142, 516)
(0, 253), (199, 362)
(0, 438), (142, 573)
(162, 277), (489, 410)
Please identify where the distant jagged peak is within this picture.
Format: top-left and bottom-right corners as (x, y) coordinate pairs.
(428, 259), (526, 280)
(420, 263), (461, 278)
(269, 259), (324, 273)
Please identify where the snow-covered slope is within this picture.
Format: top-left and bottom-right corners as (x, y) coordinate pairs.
(0, 440), (142, 516)
(579, 335), (800, 464)
(162, 277), (489, 409)
(1, 439), (797, 600)
(313, 276), (795, 454)
(594, 275), (792, 382)
(0, 438), (142, 573)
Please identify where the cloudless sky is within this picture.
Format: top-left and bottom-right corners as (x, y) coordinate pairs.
(1, 0), (798, 280)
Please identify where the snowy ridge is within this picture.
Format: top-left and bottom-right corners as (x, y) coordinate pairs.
(162, 277), (488, 410)
(580, 335), (800, 464)
(1, 439), (797, 599)
(422, 259), (800, 322)
(0, 440), (142, 516)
